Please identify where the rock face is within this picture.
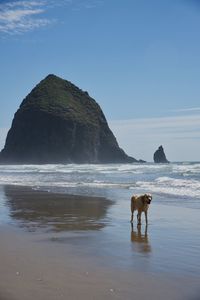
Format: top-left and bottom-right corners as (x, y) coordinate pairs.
(0, 74), (137, 164)
(153, 145), (169, 163)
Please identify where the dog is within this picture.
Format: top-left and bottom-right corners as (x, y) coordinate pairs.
(130, 194), (152, 225)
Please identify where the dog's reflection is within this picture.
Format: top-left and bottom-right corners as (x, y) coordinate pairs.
(130, 223), (151, 253)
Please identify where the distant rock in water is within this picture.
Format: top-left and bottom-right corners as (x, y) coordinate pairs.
(138, 159), (146, 163)
(0, 74), (137, 164)
(153, 145), (169, 163)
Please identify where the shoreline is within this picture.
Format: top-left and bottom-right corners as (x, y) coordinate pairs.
(0, 185), (200, 299)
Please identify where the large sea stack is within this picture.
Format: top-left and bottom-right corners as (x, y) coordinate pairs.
(153, 145), (169, 163)
(0, 74), (137, 164)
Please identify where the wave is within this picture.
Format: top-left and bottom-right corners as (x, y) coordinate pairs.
(0, 175), (133, 190)
(0, 162), (174, 174)
(172, 164), (200, 176)
(135, 176), (200, 198)
(0, 163), (200, 199)
(1, 174), (200, 198)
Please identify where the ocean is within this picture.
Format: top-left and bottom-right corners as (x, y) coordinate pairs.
(0, 162), (200, 209)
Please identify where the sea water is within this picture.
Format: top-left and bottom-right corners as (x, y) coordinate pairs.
(0, 162), (200, 208)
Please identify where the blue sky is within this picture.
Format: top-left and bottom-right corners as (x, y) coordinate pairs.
(0, 0), (200, 161)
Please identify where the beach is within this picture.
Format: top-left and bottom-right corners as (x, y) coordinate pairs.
(0, 180), (200, 300)
(1, 0), (200, 298)
(0, 224), (199, 300)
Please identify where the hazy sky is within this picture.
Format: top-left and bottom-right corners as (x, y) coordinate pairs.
(0, 0), (200, 162)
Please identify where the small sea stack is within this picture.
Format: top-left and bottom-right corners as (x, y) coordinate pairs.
(0, 74), (137, 164)
(153, 145), (169, 163)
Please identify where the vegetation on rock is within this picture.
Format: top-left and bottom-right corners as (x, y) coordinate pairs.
(0, 74), (137, 164)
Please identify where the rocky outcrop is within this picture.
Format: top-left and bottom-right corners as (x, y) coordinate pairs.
(153, 145), (169, 163)
(0, 74), (137, 164)
(138, 159), (146, 163)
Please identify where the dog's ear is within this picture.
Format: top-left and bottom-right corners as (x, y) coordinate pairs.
(146, 194), (152, 204)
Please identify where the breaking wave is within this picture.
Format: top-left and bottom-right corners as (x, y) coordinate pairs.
(135, 176), (200, 198)
(0, 162), (200, 198)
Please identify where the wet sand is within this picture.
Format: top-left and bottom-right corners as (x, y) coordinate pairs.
(0, 185), (200, 300)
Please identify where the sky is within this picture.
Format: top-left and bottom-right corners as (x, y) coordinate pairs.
(0, 0), (200, 162)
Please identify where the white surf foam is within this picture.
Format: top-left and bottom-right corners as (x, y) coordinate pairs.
(0, 163), (172, 175)
(0, 163), (200, 198)
(135, 176), (200, 198)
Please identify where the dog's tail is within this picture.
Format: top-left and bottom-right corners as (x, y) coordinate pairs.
(131, 196), (135, 214)
(131, 195), (136, 202)
(131, 195), (136, 212)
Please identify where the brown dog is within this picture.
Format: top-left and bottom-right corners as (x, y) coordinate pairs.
(130, 194), (152, 225)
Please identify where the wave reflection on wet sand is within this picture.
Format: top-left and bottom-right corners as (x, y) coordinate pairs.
(1, 184), (200, 279)
(3, 185), (113, 232)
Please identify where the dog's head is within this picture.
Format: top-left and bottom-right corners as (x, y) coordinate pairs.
(143, 194), (152, 205)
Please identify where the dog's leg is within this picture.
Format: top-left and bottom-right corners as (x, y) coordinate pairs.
(130, 210), (134, 223)
(137, 211), (142, 225)
(131, 222), (134, 231)
(144, 224), (148, 237)
(130, 198), (134, 223)
(145, 211), (148, 224)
